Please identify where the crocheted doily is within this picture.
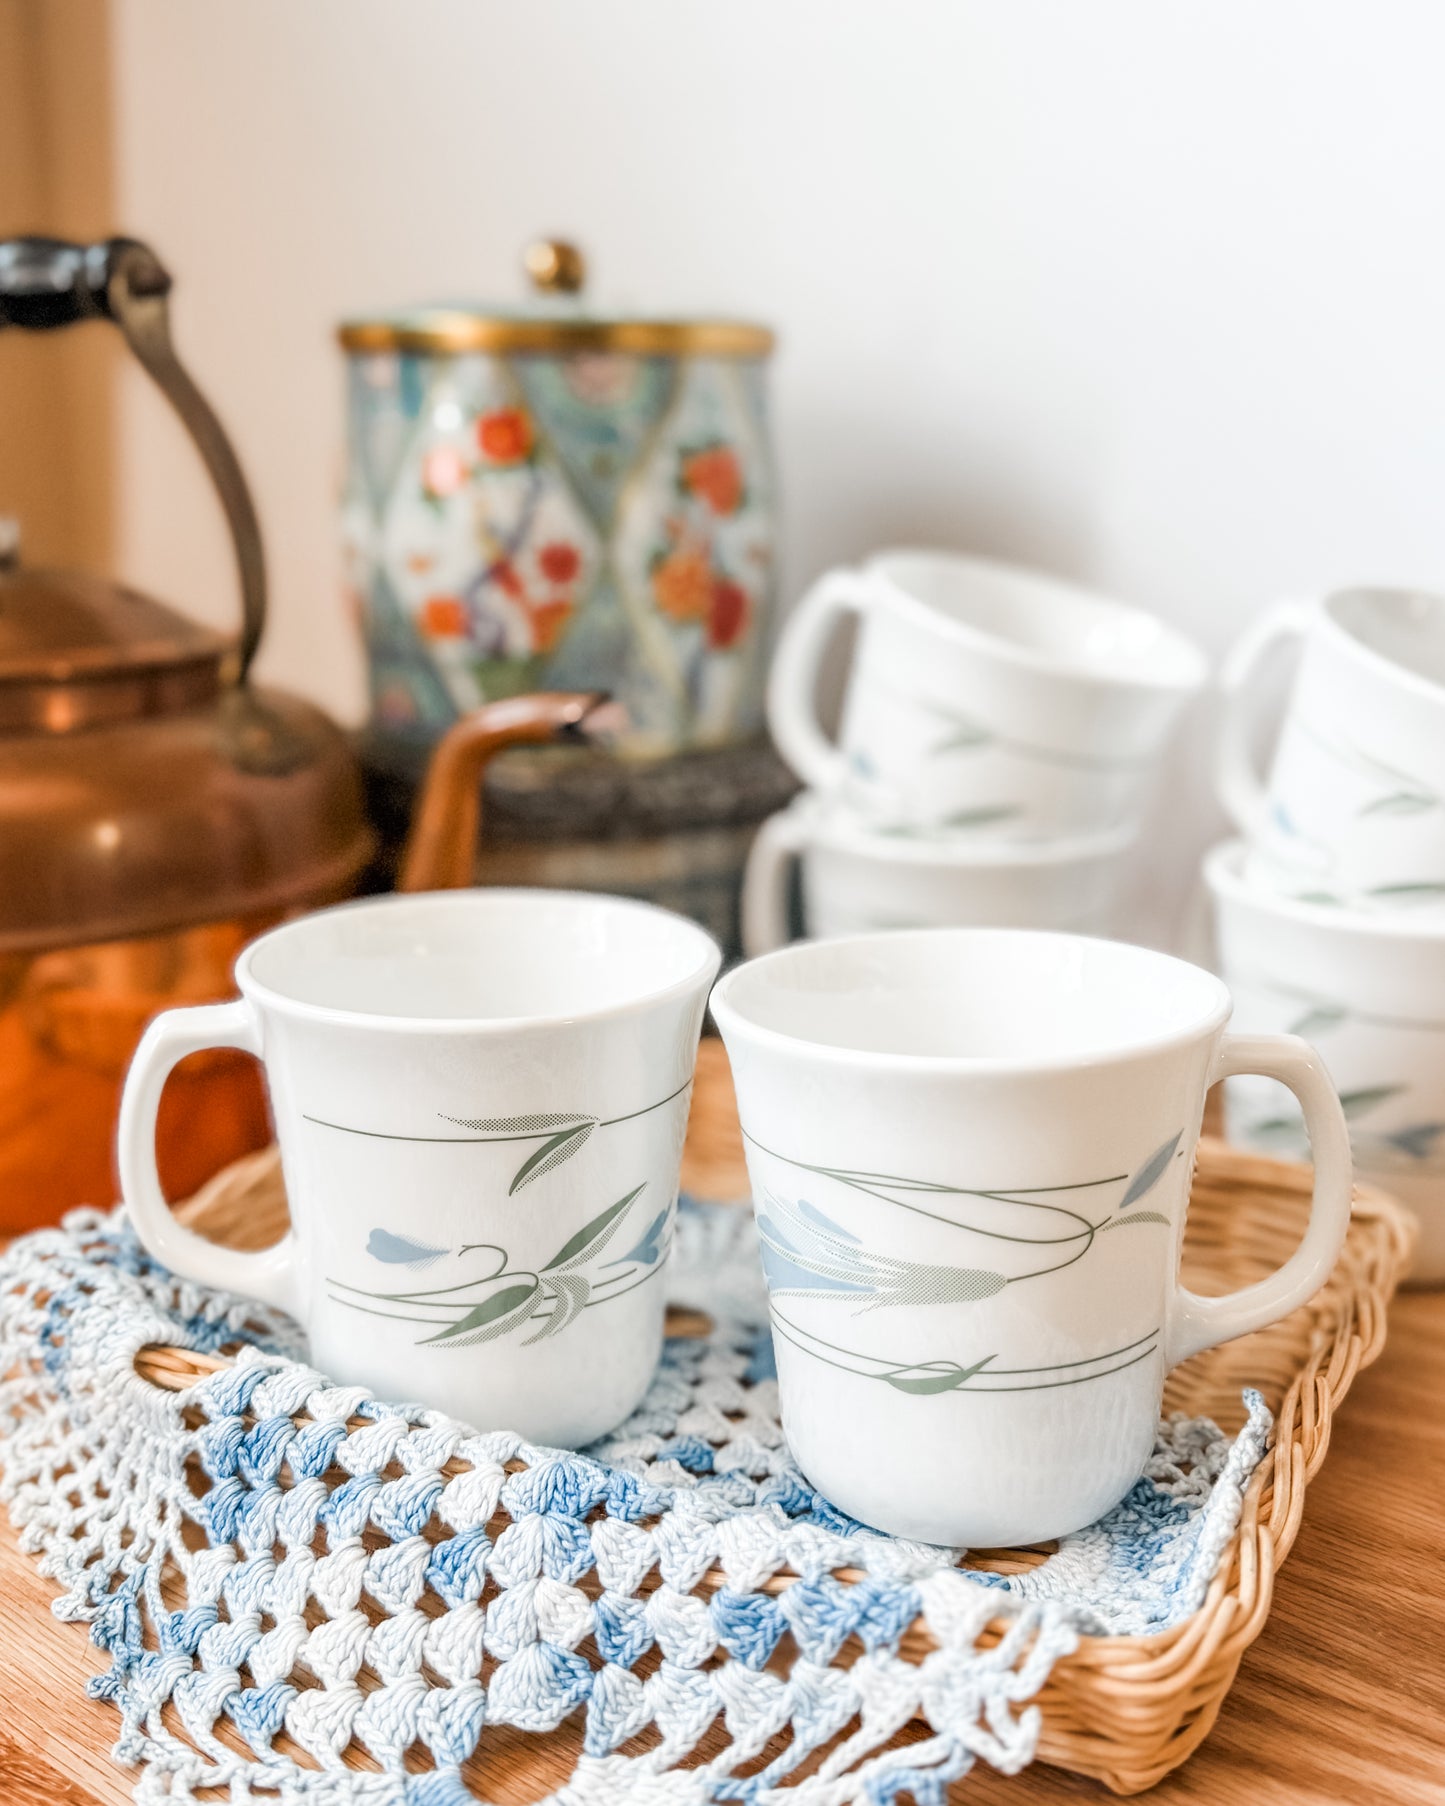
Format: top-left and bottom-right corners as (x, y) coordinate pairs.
(0, 1196), (1268, 1805)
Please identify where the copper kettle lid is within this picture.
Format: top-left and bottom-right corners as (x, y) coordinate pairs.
(0, 527), (229, 733)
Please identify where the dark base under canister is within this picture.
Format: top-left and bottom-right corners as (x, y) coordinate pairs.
(359, 731), (797, 961)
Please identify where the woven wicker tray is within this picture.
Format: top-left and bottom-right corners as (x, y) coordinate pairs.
(138, 1041), (1414, 1797)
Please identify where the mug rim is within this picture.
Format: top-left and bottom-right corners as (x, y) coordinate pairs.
(235, 887), (723, 1032)
(710, 926), (1231, 1073)
(776, 793), (1137, 867)
(1319, 585), (1445, 708)
(1204, 837), (1445, 942)
(863, 546), (1209, 696)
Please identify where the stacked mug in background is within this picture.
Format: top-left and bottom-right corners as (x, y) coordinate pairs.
(746, 549), (1207, 953)
(1207, 586), (1445, 1282)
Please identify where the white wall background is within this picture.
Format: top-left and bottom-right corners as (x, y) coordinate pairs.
(107, 0), (1445, 933)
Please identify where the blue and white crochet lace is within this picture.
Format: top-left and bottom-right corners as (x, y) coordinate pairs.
(0, 1195), (1269, 1805)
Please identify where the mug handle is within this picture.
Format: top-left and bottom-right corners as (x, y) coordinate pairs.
(742, 809), (807, 956)
(1215, 599), (1313, 848)
(1166, 1033), (1352, 1366)
(117, 999), (302, 1317)
(767, 569), (875, 790)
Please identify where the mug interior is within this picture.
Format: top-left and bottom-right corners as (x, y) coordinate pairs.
(714, 928), (1226, 1063)
(1327, 587), (1445, 690)
(872, 549), (1205, 690)
(242, 889), (720, 1023)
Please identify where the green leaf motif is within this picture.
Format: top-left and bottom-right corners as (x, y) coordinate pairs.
(525, 1272), (591, 1342)
(1339, 1085), (1406, 1120)
(1120, 1131), (1182, 1208)
(941, 805), (1021, 830)
(1102, 1210), (1170, 1230)
(873, 806), (1020, 835)
(893, 1265), (1007, 1305)
(1246, 1115), (1308, 1144)
(1288, 1005), (1347, 1039)
(445, 1111), (590, 1133)
(543, 1183), (646, 1272)
(770, 1301), (1163, 1399)
(434, 1109), (601, 1194)
(1359, 792), (1437, 817)
(509, 1120), (597, 1194)
(421, 1280), (541, 1347)
(932, 719), (993, 753)
(1367, 882), (1445, 902)
(882, 1355), (996, 1395)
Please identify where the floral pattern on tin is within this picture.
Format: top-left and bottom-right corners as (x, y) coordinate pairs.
(376, 363), (604, 719)
(611, 359), (775, 751)
(343, 344), (774, 752)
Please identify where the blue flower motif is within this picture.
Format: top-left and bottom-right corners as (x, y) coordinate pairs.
(607, 1207), (670, 1268)
(366, 1229), (448, 1269)
(755, 1194), (1005, 1308)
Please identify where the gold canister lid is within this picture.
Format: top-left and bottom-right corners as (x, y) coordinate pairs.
(339, 236), (774, 359)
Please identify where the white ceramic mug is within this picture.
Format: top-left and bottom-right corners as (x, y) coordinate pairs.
(711, 928), (1351, 1546)
(742, 793), (1134, 955)
(118, 889), (721, 1446)
(1206, 839), (1445, 1283)
(768, 549), (1206, 843)
(1218, 587), (1445, 909)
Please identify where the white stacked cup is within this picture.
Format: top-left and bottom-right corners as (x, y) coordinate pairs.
(1208, 586), (1445, 1282)
(748, 548), (1207, 953)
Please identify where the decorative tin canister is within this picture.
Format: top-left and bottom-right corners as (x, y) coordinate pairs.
(340, 242), (777, 761)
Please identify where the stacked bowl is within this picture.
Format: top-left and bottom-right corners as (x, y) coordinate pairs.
(746, 549), (1206, 953)
(1206, 586), (1445, 1282)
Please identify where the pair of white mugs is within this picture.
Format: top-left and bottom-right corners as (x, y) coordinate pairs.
(1211, 586), (1445, 1283)
(746, 549), (1207, 954)
(120, 890), (1351, 1548)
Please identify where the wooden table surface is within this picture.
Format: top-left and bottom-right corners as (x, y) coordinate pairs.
(4, 1056), (1445, 1804)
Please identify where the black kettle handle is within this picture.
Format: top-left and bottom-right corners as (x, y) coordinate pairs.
(0, 235), (265, 680)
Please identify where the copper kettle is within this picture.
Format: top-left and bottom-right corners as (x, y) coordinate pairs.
(0, 236), (610, 1228)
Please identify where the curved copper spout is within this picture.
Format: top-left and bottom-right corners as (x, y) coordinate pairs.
(398, 692), (612, 893)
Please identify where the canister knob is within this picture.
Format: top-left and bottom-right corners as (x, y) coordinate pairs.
(523, 237), (586, 296)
